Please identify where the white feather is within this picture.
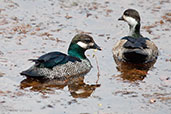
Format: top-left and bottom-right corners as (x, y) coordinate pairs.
(123, 15), (137, 26)
(123, 15), (138, 36)
(77, 41), (88, 49)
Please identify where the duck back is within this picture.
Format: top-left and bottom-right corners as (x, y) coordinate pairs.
(122, 36), (150, 49)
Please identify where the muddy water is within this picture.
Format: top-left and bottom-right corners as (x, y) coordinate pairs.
(0, 0), (171, 114)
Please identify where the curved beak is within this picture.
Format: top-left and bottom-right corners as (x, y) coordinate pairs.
(118, 16), (124, 21)
(92, 43), (102, 51)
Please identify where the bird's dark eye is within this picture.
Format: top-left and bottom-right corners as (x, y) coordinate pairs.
(84, 39), (91, 43)
(124, 11), (129, 16)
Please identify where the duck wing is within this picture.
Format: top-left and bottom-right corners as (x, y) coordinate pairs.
(122, 36), (150, 49)
(145, 39), (159, 59)
(29, 51), (81, 69)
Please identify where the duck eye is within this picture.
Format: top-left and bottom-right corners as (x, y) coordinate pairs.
(124, 12), (129, 16)
(85, 39), (91, 43)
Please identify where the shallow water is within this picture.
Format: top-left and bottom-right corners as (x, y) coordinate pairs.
(0, 0), (171, 114)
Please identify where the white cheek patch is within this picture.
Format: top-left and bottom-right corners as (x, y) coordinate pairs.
(77, 41), (88, 49)
(89, 42), (94, 46)
(123, 15), (137, 26)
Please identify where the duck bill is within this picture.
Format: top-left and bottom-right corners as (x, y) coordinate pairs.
(92, 43), (102, 51)
(118, 16), (124, 21)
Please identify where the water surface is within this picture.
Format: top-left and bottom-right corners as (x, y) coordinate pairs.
(0, 0), (171, 114)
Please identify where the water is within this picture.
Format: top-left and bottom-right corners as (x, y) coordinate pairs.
(0, 0), (171, 114)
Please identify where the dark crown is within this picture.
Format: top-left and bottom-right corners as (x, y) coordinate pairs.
(71, 34), (94, 44)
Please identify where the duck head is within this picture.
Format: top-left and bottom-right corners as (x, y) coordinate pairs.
(72, 34), (101, 50)
(68, 34), (101, 59)
(118, 9), (140, 26)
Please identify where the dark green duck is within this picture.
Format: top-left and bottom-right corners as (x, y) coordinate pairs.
(113, 9), (159, 64)
(21, 34), (101, 79)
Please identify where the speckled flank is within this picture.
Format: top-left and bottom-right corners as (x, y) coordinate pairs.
(24, 59), (92, 79)
(113, 39), (127, 61)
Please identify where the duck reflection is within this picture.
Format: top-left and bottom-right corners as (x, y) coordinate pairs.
(20, 76), (100, 98)
(114, 58), (156, 81)
(68, 77), (100, 98)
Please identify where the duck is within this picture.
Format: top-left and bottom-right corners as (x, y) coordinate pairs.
(113, 9), (159, 64)
(20, 34), (101, 80)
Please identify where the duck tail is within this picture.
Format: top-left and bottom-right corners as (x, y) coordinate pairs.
(20, 67), (43, 78)
(20, 70), (30, 76)
(28, 59), (38, 62)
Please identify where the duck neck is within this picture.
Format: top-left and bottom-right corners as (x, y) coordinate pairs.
(68, 43), (87, 59)
(128, 23), (143, 38)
